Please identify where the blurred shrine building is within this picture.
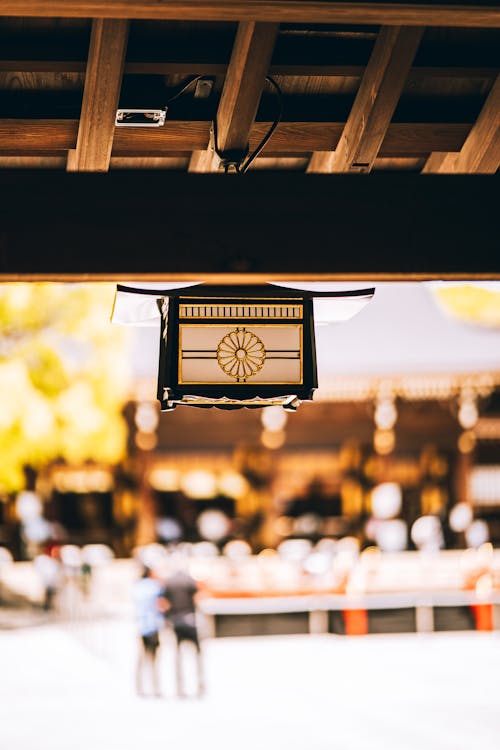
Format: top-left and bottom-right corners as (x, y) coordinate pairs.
(0, 2), (499, 565)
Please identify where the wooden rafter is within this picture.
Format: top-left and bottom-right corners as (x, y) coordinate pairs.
(424, 74), (500, 174)
(189, 21), (278, 173)
(421, 151), (456, 173)
(308, 26), (423, 174)
(0, 2), (499, 28)
(0, 120), (472, 157)
(67, 19), (129, 172)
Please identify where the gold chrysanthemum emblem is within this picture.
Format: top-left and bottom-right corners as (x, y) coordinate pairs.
(216, 327), (266, 381)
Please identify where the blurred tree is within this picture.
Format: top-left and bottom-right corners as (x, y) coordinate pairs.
(0, 283), (131, 492)
(432, 283), (500, 327)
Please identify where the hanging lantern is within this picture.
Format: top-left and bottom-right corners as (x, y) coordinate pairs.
(112, 283), (374, 411)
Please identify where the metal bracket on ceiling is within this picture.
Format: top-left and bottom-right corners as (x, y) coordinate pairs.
(115, 108), (167, 127)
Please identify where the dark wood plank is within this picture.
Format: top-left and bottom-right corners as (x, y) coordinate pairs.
(0, 60), (87, 72)
(189, 21), (278, 173)
(67, 19), (129, 172)
(0, 172), (497, 280)
(426, 74), (500, 173)
(0, 60), (496, 82)
(308, 26), (423, 173)
(0, 120), (80, 152)
(0, 120), (472, 157)
(0, 156), (66, 168)
(0, 2), (499, 28)
(110, 156), (189, 169)
(374, 156), (424, 171)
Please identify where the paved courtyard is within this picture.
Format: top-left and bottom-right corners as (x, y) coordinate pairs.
(1, 618), (499, 750)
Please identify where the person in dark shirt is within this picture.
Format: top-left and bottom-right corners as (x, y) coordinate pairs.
(163, 567), (204, 697)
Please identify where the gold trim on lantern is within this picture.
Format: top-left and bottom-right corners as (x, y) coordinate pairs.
(178, 303), (303, 320)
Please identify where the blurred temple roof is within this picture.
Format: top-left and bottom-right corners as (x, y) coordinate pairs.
(128, 282), (500, 383)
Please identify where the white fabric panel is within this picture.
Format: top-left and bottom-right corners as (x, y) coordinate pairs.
(313, 295), (374, 323)
(112, 283), (374, 326)
(270, 281), (375, 323)
(111, 290), (162, 326)
(111, 283), (200, 325)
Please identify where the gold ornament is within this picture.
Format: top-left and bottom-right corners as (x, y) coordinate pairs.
(217, 328), (266, 381)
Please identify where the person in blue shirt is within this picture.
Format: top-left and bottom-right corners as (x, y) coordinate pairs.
(133, 566), (164, 697)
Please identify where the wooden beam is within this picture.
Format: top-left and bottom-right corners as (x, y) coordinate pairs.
(0, 120), (472, 158)
(0, 60), (497, 82)
(0, 156), (67, 168)
(374, 156), (424, 171)
(67, 19), (129, 172)
(0, 120), (80, 152)
(110, 156), (189, 169)
(308, 26), (423, 174)
(0, 2), (499, 28)
(0, 172), (498, 280)
(189, 22), (278, 173)
(425, 74), (500, 174)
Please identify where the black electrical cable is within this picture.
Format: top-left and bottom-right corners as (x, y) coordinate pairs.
(165, 75), (206, 105)
(237, 76), (283, 174)
(211, 114), (245, 170)
(166, 74), (283, 173)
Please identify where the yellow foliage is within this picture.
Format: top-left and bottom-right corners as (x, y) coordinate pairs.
(0, 283), (131, 492)
(434, 285), (500, 327)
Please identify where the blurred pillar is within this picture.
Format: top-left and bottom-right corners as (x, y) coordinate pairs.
(309, 609), (329, 634)
(415, 602), (434, 633)
(135, 453), (157, 546)
(471, 603), (493, 631)
(455, 450), (472, 504)
(343, 608), (368, 635)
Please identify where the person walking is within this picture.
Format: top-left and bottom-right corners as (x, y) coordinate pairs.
(34, 548), (62, 612)
(163, 565), (204, 698)
(133, 566), (164, 697)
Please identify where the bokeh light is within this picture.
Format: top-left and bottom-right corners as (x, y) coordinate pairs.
(371, 483), (402, 520)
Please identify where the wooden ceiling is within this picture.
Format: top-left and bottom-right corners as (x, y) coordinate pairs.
(0, 2), (498, 176)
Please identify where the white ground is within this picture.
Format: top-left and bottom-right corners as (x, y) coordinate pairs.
(1, 620), (499, 750)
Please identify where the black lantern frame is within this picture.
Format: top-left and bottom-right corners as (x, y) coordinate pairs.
(114, 283), (375, 412)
